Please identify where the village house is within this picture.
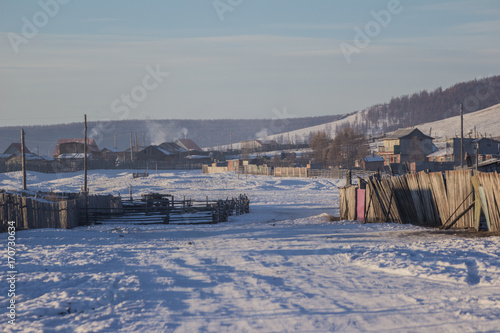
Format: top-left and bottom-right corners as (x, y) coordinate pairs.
(1, 153), (54, 172)
(427, 137), (500, 165)
(52, 138), (101, 159)
(3, 143), (31, 155)
(240, 139), (278, 151)
(0, 143), (53, 172)
(356, 155), (385, 171)
(0, 143), (54, 172)
(227, 159), (241, 172)
(135, 142), (188, 162)
(101, 147), (128, 163)
(377, 128), (435, 166)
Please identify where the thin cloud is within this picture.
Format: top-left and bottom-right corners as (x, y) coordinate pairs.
(450, 20), (500, 34)
(416, 0), (499, 16)
(83, 18), (121, 22)
(261, 23), (353, 31)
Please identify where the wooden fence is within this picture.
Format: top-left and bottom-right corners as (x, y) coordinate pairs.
(340, 170), (500, 231)
(240, 164), (272, 176)
(0, 192), (79, 230)
(0, 188), (249, 230)
(274, 167), (308, 177)
(0, 191), (123, 231)
(203, 164), (381, 180)
(83, 193), (250, 225)
(0, 159), (205, 174)
(308, 168), (379, 179)
(202, 165), (228, 174)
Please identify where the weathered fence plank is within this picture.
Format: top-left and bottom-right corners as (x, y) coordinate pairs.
(352, 170), (499, 230)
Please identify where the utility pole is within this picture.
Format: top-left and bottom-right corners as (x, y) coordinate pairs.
(130, 133), (133, 162)
(84, 114), (88, 194)
(475, 143), (479, 171)
(21, 129), (27, 190)
(460, 103), (464, 168)
(83, 115), (89, 225)
(114, 133), (117, 149)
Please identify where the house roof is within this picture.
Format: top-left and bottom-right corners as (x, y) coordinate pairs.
(427, 148), (453, 158)
(159, 142), (187, 153)
(2, 153), (47, 161)
(56, 153), (91, 159)
(140, 144), (186, 156)
(0, 153), (14, 160)
(186, 155), (211, 160)
(157, 147), (174, 156)
(473, 137), (500, 144)
(3, 143), (31, 155)
(175, 139), (201, 151)
(101, 147), (123, 153)
(362, 155), (384, 162)
(384, 128), (433, 140)
(478, 158), (500, 167)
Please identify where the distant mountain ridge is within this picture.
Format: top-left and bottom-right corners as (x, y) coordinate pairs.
(2, 75), (499, 155)
(0, 116), (339, 156)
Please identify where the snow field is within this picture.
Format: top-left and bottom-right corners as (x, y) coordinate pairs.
(1, 170), (500, 332)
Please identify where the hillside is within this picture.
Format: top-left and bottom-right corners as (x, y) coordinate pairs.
(358, 75), (500, 134)
(266, 103), (500, 146)
(415, 103), (500, 141)
(265, 76), (500, 143)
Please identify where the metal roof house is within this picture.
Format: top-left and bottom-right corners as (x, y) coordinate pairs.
(378, 128), (435, 166)
(52, 139), (101, 159)
(136, 142), (188, 162)
(429, 137), (500, 165)
(356, 155), (385, 171)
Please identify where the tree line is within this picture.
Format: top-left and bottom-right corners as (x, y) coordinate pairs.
(353, 75), (500, 135)
(309, 127), (369, 169)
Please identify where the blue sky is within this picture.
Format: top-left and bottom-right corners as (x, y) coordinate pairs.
(1, 0), (499, 126)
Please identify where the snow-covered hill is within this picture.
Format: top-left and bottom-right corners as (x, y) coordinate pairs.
(414, 103), (500, 141)
(263, 103), (500, 143)
(266, 111), (364, 143)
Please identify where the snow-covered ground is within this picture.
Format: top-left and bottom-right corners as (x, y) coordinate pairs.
(2, 170), (500, 332)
